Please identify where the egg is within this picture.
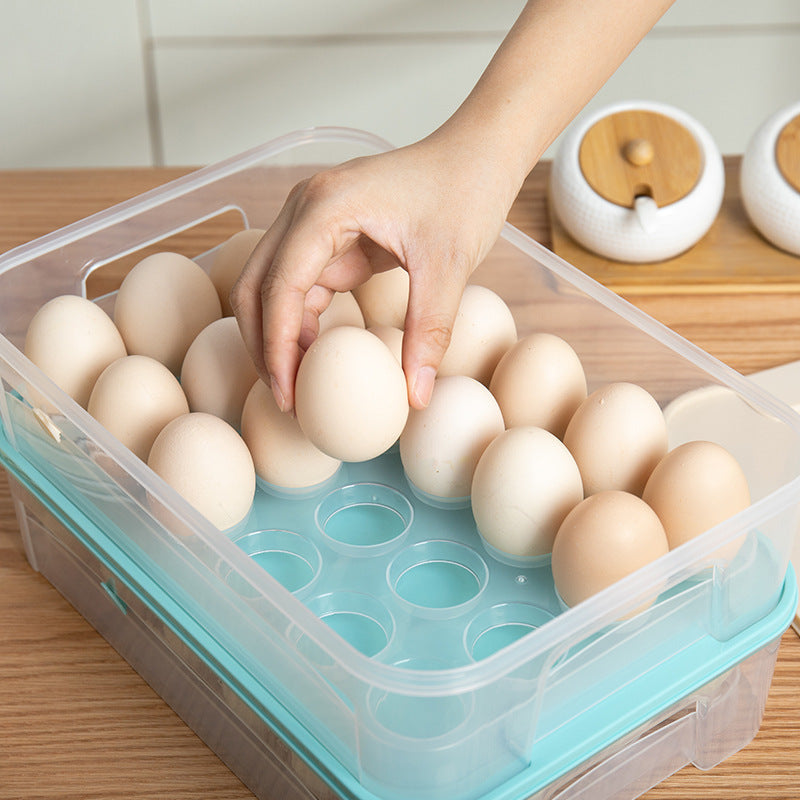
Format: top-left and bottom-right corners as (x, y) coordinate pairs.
(147, 412), (256, 530)
(367, 325), (403, 364)
(208, 228), (266, 316)
(24, 294), (127, 408)
(180, 317), (258, 429)
(352, 266), (409, 328)
(438, 284), (517, 385)
(400, 375), (504, 504)
(471, 427), (583, 561)
(241, 379), (341, 491)
(642, 440), (751, 551)
(317, 290), (365, 334)
(294, 326), (408, 462)
(489, 332), (587, 437)
(551, 490), (669, 607)
(114, 252), (222, 374)
(88, 355), (189, 461)
(563, 382), (667, 496)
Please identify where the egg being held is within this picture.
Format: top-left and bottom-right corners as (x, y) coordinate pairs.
(209, 228), (265, 316)
(551, 490), (669, 608)
(490, 332), (587, 437)
(114, 252), (222, 374)
(643, 440), (751, 551)
(472, 426), (583, 561)
(563, 382), (667, 496)
(294, 326), (408, 462)
(88, 355), (189, 461)
(241, 379), (341, 491)
(24, 294), (127, 409)
(180, 317), (258, 429)
(147, 412), (255, 530)
(400, 375), (504, 505)
(438, 284), (517, 385)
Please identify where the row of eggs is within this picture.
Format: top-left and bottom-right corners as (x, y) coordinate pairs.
(23, 229), (751, 610)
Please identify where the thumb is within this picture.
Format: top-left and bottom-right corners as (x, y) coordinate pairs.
(401, 262), (467, 410)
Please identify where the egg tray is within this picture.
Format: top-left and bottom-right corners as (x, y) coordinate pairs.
(3, 128), (800, 800)
(234, 449), (563, 673)
(0, 410), (797, 800)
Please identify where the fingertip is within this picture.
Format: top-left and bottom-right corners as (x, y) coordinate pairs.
(408, 364), (436, 410)
(269, 375), (288, 413)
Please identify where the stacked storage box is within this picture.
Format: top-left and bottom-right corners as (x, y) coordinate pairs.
(1, 129), (798, 800)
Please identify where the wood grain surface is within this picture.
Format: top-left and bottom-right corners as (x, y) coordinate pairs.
(1, 162), (800, 800)
(550, 156), (800, 297)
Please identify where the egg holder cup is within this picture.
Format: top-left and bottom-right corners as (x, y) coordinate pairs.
(2, 128), (800, 800)
(229, 454), (563, 674)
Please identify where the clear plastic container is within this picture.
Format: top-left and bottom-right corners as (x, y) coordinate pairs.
(2, 128), (799, 800)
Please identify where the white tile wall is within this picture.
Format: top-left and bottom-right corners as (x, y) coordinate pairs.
(147, 0), (522, 36)
(567, 26), (800, 157)
(1, 0), (798, 169)
(0, 0), (151, 167)
(153, 38), (502, 164)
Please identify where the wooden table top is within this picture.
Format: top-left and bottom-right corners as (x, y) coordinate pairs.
(1, 162), (800, 800)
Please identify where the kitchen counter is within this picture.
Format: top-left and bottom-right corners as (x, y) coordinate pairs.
(1, 161), (800, 800)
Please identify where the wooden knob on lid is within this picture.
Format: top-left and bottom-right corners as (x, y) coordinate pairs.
(776, 113), (800, 193)
(579, 110), (703, 208)
(623, 138), (655, 166)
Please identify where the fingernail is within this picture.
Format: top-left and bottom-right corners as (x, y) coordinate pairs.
(411, 366), (436, 409)
(270, 375), (287, 412)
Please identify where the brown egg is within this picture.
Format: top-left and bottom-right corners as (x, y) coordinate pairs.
(88, 355), (189, 461)
(438, 284), (517, 385)
(209, 228), (265, 316)
(471, 426), (583, 560)
(24, 294), (127, 409)
(295, 326), (408, 462)
(490, 332), (587, 437)
(352, 266), (409, 328)
(400, 375), (504, 504)
(241, 379), (341, 491)
(114, 252), (222, 374)
(180, 317), (258, 430)
(551, 490), (669, 607)
(317, 291), (365, 334)
(367, 325), (403, 364)
(563, 382), (667, 496)
(642, 440), (751, 551)
(148, 412), (255, 530)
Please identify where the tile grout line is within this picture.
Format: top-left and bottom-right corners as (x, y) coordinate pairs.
(150, 30), (511, 49)
(137, 0), (165, 168)
(147, 21), (800, 50)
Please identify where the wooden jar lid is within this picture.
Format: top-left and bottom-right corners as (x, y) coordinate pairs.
(776, 114), (800, 193)
(579, 110), (702, 208)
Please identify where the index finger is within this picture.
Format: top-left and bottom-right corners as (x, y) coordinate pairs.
(230, 200), (297, 384)
(260, 212), (364, 411)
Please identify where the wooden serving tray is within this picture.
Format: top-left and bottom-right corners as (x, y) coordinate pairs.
(550, 156), (800, 296)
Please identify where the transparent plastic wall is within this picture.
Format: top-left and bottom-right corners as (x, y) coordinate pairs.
(2, 129), (799, 800)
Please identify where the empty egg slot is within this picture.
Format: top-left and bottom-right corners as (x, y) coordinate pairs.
(464, 602), (556, 662)
(229, 528), (322, 596)
(387, 539), (489, 619)
(305, 591), (396, 660)
(315, 482), (413, 557)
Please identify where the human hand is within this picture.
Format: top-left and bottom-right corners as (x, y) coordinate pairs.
(230, 133), (518, 413)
